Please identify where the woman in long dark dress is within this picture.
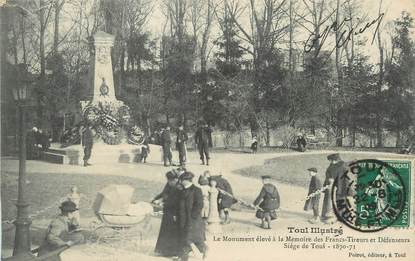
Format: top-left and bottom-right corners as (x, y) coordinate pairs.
(152, 171), (181, 257)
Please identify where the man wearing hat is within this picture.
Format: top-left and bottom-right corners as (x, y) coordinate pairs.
(304, 167), (322, 223)
(152, 171), (181, 257)
(195, 121), (212, 165)
(178, 172), (206, 260)
(81, 124), (94, 167)
(160, 126), (173, 167)
(176, 124), (188, 166)
(321, 153), (348, 223)
(38, 201), (84, 260)
(253, 175), (280, 229)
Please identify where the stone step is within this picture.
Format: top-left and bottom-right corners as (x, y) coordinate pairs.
(40, 151), (80, 165)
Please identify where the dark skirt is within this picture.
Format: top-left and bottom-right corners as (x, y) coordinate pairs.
(155, 211), (180, 257)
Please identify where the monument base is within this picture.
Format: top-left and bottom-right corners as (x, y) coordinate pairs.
(40, 143), (162, 165)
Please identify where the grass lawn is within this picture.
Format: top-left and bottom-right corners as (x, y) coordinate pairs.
(235, 152), (411, 188)
(1, 171), (164, 222)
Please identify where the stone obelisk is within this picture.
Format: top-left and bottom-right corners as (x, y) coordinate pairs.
(92, 31), (116, 102)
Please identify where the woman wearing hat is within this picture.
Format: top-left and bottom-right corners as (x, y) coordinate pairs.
(252, 175), (280, 229)
(321, 153), (348, 223)
(178, 171), (207, 260)
(38, 201), (84, 260)
(152, 171), (181, 257)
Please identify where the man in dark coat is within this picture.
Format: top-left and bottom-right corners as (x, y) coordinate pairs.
(304, 167), (322, 223)
(195, 122), (212, 165)
(176, 125), (188, 166)
(321, 153), (348, 223)
(38, 201), (84, 261)
(152, 171), (181, 257)
(253, 175), (280, 229)
(210, 174), (236, 224)
(178, 172), (206, 261)
(81, 125), (94, 167)
(161, 126), (173, 166)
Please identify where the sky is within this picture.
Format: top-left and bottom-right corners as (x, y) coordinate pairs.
(141, 0), (415, 64)
(41, 0), (415, 67)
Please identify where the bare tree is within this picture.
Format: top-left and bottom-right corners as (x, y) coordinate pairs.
(226, 0), (289, 136)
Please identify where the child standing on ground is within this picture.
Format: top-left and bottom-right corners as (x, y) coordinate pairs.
(67, 186), (83, 226)
(303, 167), (322, 224)
(198, 175), (210, 219)
(252, 175), (280, 229)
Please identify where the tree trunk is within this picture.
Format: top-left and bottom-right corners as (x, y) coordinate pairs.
(265, 120), (270, 147)
(351, 126), (356, 147)
(376, 0), (384, 148)
(334, 0), (343, 147)
(38, 0), (46, 127)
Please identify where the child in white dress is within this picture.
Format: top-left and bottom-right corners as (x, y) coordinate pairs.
(198, 175), (210, 219)
(67, 186), (83, 226)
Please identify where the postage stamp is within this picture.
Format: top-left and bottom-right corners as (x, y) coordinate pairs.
(332, 159), (411, 232)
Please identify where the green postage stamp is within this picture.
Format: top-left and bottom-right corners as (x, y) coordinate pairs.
(333, 159), (412, 232)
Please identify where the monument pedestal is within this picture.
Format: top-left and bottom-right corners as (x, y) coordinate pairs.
(39, 143), (162, 165)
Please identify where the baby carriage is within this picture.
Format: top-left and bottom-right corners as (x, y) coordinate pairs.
(89, 184), (162, 246)
(92, 184), (156, 229)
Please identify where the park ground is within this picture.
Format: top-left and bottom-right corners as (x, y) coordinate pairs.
(1, 149), (414, 260)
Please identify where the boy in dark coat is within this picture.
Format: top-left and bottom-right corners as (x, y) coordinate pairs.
(178, 172), (206, 261)
(209, 174), (236, 224)
(152, 171), (181, 257)
(303, 167), (322, 224)
(253, 175), (280, 229)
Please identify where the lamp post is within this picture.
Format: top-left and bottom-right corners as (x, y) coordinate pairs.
(12, 64), (32, 257)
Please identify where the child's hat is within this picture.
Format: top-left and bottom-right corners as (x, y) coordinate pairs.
(327, 153), (340, 161)
(307, 167), (318, 172)
(198, 176), (209, 185)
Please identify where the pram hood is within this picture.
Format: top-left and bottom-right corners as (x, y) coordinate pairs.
(93, 184), (134, 215)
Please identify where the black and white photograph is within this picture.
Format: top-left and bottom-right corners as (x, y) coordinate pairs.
(0, 0), (414, 260)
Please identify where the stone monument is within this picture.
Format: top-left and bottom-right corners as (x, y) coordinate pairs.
(92, 31), (117, 102)
(80, 31), (131, 145)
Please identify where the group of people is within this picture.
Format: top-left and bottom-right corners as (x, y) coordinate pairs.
(36, 152), (349, 261)
(151, 167), (238, 260)
(303, 153), (349, 224)
(26, 127), (51, 159)
(151, 166), (286, 260)
(148, 121), (213, 167)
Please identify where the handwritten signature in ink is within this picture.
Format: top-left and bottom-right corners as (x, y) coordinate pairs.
(304, 13), (385, 55)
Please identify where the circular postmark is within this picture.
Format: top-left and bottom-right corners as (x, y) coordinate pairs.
(332, 159), (406, 232)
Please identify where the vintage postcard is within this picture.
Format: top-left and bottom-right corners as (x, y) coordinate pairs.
(1, 0), (414, 260)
